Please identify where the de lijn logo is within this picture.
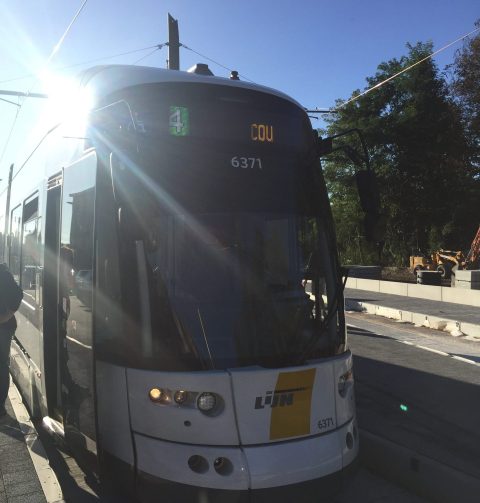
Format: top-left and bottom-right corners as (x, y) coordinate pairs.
(254, 387), (307, 409)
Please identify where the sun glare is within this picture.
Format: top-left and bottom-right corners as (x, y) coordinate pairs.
(40, 71), (93, 135)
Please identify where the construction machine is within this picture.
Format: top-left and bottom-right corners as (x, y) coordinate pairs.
(409, 254), (434, 275)
(410, 225), (480, 279)
(465, 224), (480, 269)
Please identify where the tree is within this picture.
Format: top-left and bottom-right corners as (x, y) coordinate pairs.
(450, 19), (480, 241)
(450, 20), (480, 170)
(323, 42), (474, 266)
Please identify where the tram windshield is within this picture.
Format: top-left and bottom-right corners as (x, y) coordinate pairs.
(94, 82), (344, 370)
(142, 211), (342, 370)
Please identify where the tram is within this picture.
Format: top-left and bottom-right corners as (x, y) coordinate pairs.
(1, 63), (360, 502)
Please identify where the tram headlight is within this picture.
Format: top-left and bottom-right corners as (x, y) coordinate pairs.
(149, 388), (220, 411)
(149, 387), (167, 403)
(174, 390), (188, 404)
(197, 392), (217, 413)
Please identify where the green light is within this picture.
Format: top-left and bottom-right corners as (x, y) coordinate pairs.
(400, 404), (408, 412)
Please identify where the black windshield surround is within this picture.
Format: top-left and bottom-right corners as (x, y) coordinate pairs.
(92, 82), (346, 370)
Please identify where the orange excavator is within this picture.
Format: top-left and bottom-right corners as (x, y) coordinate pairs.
(410, 224), (480, 279)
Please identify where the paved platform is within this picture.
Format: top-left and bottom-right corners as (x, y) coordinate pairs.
(0, 380), (62, 503)
(345, 287), (480, 340)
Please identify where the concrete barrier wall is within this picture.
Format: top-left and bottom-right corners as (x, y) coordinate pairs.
(407, 284), (443, 301)
(356, 278), (381, 292)
(379, 281), (408, 297)
(346, 278), (358, 289)
(442, 286), (480, 307)
(346, 278), (376, 292)
(345, 277), (480, 307)
(456, 270), (480, 282)
(455, 281), (480, 290)
(454, 270), (480, 291)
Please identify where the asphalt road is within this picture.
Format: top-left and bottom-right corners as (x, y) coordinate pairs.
(347, 312), (480, 483)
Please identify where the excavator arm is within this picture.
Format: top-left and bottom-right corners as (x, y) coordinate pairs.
(465, 225), (480, 269)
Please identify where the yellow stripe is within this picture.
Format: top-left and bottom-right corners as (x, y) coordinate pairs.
(269, 368), (316, 440)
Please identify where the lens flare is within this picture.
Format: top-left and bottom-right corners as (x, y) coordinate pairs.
(39, 71), (93, 135)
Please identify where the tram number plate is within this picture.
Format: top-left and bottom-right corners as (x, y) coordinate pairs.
(231, 156), (263, 169)
(317, 417), (334, 430)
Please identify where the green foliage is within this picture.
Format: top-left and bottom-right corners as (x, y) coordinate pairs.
(323, 41), (479, 266)
(450, 20), (480, 176)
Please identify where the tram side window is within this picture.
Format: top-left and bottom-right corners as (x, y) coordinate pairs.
(9, 205), (22, 283)
(21, 195), (41, 298)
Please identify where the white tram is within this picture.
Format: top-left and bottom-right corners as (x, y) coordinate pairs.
(1, 64), (358, 502)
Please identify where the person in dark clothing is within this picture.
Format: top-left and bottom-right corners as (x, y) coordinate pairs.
(0, 263), (23, 418)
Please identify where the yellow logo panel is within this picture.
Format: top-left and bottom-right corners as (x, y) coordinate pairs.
(269, 368), (316, 440)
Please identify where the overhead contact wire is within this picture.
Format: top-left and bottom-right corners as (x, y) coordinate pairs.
(133, 45), (165, 65)
(338, 26), (480, 110)
(181, 43), (255, 83)
(1, 0), (89, 179)
(0, 45), (161, 85)
(25, 0), (89, 99)
(0, 97), (20, 107)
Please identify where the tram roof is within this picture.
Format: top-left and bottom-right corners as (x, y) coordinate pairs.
(78, 65), (304, 110)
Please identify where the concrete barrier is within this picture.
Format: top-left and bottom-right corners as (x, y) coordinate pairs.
(442, 287), (480, 307)
(346, 278), (358, 289)
(346, 277), (480, 308)
(454, 270), (480, 290)
(455, 281), (480, 290)
(407, 283), (443, 301)
(456, 270), (480, 281)
(345, 299), (479, 340)
(379, 281), (408, 296)
(356, 278), (381, 292)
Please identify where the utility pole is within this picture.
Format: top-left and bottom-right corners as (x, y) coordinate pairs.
(167, 13), (180, 70)
(3, 164), (13, 263)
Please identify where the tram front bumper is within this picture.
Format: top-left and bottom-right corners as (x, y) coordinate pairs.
(134, 418), (358, 502)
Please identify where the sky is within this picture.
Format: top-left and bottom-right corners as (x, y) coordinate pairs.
(0, 0), (478, 191)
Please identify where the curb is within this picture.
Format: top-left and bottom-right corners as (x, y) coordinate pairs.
(360, 429), (480, 503)
(345, 299), (480, 341)
(8, 379), (65, 503)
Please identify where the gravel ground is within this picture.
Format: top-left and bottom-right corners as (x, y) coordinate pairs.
(381, 267), (416, 283)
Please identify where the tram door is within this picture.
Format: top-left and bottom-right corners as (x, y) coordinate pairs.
(44, 175), (63, 422)
(59, 152), (98, 469)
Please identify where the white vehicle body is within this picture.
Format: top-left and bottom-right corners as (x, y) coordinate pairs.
(3, 64), (357, 502)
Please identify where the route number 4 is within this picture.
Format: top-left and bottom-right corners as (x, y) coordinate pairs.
(169, 106), (189, 136)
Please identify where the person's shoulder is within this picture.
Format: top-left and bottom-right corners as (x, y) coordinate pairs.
(0, 263), (12, 275)
(0, 264), (22, 309)
(0, 264), (16, 284)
